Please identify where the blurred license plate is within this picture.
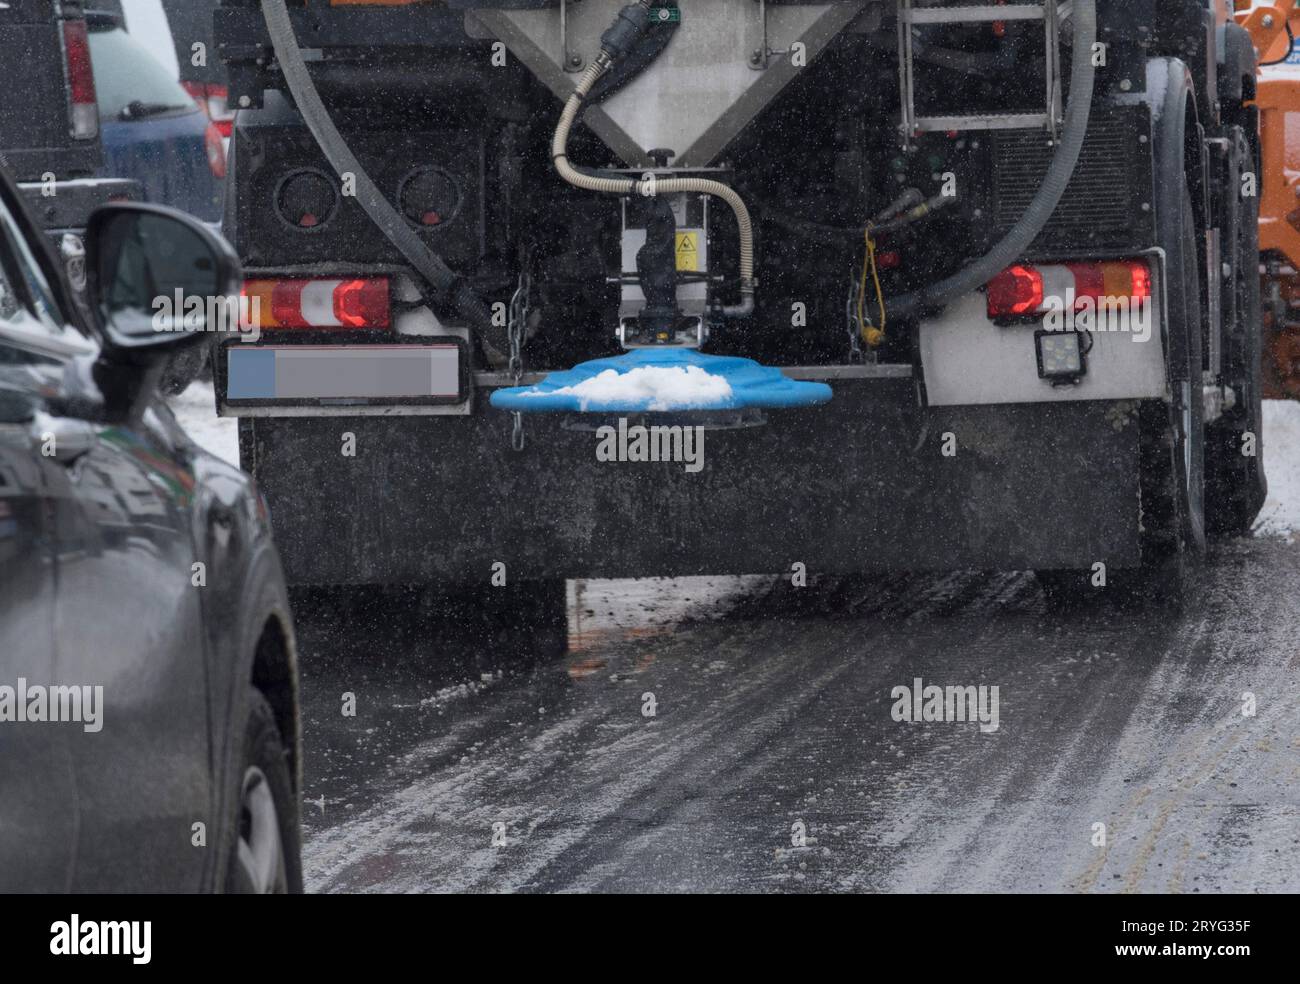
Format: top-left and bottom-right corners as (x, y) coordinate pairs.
(227, 345), (460, 401)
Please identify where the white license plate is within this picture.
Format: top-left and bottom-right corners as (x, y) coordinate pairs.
(227, 345), (459, 401)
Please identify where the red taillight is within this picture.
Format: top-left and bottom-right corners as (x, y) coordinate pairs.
(1070, 263), (1105, 301)
(1127, 261), (1152, 301)
(987, 260), (1152, 318)
(242, 278), (391, 330)
(334, 279), (390, 327)
(184, 82), (235, 138)
(207, 84), (234, 139)
(61, 19), (98, 140)
(204, 122), (227, 179)
(987, 264), (1044, 316)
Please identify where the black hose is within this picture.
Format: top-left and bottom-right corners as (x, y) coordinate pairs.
(260, 0), (492, 330)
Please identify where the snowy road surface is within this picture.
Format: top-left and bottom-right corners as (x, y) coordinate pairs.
(173, 385), (1300, 893)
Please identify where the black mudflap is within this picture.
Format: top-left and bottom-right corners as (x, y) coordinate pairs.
(242, 382), (1144, 584)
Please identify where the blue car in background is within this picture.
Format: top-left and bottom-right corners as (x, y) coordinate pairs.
(86, 9), (224, 224)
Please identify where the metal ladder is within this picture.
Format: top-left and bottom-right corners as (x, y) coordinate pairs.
(896, 0), (1067, 145)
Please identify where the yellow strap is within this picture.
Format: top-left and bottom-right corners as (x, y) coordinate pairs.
(857, 228), (887, 347)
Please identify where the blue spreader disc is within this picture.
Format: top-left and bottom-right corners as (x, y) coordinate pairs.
(490, 349), (834, 413)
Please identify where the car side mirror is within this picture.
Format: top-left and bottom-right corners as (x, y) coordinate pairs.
(86, 202), (242, 354)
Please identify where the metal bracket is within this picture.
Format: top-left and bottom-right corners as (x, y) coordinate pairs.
(561, 0), (584, 73)
(747, 0), (769, 69)
(1044, 0), (1062, 141)
(617, 316), (709, 349)
(746, 0), (798, 71)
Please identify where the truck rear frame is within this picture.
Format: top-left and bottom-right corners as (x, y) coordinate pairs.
(212, 0), (1266, 607)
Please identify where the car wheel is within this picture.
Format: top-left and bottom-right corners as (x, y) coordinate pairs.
(225, 688), (302, 894)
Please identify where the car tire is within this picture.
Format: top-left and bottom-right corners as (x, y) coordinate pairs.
(224, 687), (302, 894)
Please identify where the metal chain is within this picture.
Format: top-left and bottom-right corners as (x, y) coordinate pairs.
(845, 269), (864, 364)
(508, 264), (532, 452)
(508, 269), (530, 383)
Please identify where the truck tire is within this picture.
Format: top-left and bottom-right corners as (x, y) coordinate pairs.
(431, 579), (569, 662)
(1128, 181), (1207, 607)
(1038, 183), (1205, 612)
(291, 580), (569, 663)
(1206, 120), (1267, 535)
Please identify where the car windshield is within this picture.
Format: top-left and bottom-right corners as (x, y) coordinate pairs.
(88, 22), (195, 121)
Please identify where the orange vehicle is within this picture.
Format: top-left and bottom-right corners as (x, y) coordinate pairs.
(1239, 0), (1300, 397)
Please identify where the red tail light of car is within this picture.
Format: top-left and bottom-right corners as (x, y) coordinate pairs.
(183, 82), (235, 139)
(61, 19), (98, 140)
(204, 122), (227, 179)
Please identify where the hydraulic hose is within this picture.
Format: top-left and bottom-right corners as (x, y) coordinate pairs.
(764, 188), (948, 243)
(886, 0), (1098, 319)
(553, 47), (756, 317)
(261, 0), (492, 331)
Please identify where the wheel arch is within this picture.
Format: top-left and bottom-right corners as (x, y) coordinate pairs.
(250, 608), (301, 794)
(207, 543), (301, 892)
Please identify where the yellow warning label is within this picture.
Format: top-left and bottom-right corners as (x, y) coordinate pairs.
(675, 232), (699, 272)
